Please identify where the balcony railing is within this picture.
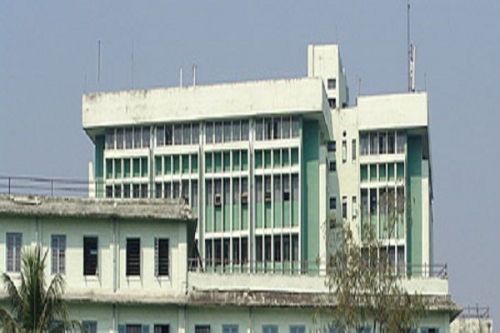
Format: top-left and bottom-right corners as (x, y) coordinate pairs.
(188, 258), (448, 279)
(459, 305), (490, 319)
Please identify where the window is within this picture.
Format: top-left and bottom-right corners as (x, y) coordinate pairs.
(83, 236), (98, 276)
(192, 123), (199, 144)
(232, 121), (241, 141)
(379, 132), (387, 154)
(183, 124), (191, 145)
(282, 117), (290, 139)
(241, 120), (249, 140)
(352, 139), (357, 160)
(327, 140), (336, 152)
(370, 132), (378, 154)
(342, 196), (347, 219)
(292, 234), (299, 261)
(174, 124), (182, 145)
(116, 128), (124, 149)
(241, 237), (248, 263)
(156, 126), (165, 146)
(6, 232), (22, 272)
(195, 325), (210, 333)
(291, 117), (300, 138)
(352, 196), (357, 219)
(105, 130), (115, 149)
(290, 326), (305, 333)
(274, 235), (281, 262)
(328, 98), (337, 109)
(356, 327), (371, 333)
(205, 122), (213, 144)
(264, 176), (271, 202)
(82, 321), (97, 333)
(396, 132), (406, 153)
(223, 122), (232, 142)
(273, 175), (281, 202)
(215, 122), (223, 143)
(223, 325), (238, 333)
(341, 140), (347, 163)
(360, 133), (369, 155)
(126, 238), (141, 276)
(264, 236), (272, 262)
(163, 125), (172, 145)
(125, 325), (142, 333)
(291, 174), (299, 202)
(133, 127), (142, 148)
(51, 235), (66, 274)
(154, 325), (170, 333)
(256, 236), (263, 262)
(263, 325), (278, 333)
(329, 161), (336, 172)
(282, 175), (290, 201)
(273, 118), (281, 139)
(327, 78), (337, 90)
(388, 132), (395, 154)
(155, 238), (169, 276)
(125, 128), (133, 149)
(329, 197), (337, 210)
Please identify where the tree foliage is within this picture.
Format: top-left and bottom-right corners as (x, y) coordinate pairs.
(327, 191), (425, 333)
(0, 245), (79, 333)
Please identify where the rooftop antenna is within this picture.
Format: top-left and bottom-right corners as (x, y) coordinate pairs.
(179, 67), (183, 88)
(407, 0), (417, 92)
(97, 40), (101, 86)
(131, 41), (135, 88)
(192, 64), (197, 87)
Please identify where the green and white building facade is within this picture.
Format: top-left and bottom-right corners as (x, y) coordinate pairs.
(1, 44), (459, 333)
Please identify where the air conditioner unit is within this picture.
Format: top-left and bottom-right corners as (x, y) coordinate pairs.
(241, 192), (248, 204)
(214, 194), (222, 207)
(283, 190), (290, 201)
(264, 191), (272, 202)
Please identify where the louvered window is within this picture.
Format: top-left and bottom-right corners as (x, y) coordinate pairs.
(126, 238), (141, 276)
(154, 238), (169, 277)
(51, 235), (66, 274)
(6, 233), (22, 272)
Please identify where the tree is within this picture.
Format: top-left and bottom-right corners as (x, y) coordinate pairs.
(326, 190), (425, 333)
(0, 245), (79, 333)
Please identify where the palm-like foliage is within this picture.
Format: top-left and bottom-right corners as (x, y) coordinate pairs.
(0, 245), (78, 333)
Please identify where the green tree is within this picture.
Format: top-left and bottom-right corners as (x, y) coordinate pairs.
(327, 191), (425, 333)
(0, 245), (79, 333)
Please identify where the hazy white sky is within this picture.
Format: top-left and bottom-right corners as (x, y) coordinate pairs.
(1, 0), (499, 324)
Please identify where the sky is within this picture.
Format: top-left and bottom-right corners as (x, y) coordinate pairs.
(1, 0), (499, 325)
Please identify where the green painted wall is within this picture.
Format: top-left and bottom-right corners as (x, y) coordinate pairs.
(407, 135), (423, 270)
(301, 120), (320, 266)
(94, 135), (104, 197)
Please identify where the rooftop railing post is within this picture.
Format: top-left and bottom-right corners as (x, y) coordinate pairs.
(8, 177), (11, 195)
(51, 180), (54, 196)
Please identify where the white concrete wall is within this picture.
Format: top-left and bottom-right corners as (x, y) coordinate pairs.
(0, 216), (188, 300)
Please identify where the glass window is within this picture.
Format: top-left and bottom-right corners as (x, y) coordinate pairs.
(388, 131), (395, 154)
(352, 196), (357, 219)
(105, 130), (115, 149)
(173, 181), (180, 199)
(6, 232), (22, 272)
(154, 325), (170, 333)
(273, 175), (281, 202)
(116, 128), (124, 149)
(223, 325), (238, 333)
(396, 132), (406, 153)
(241, 237), (248, 263)
(191, 180), (198, 210)
(329, 161), (336, 172)
(273, 118), (281, 139)
(283, 235), (290, 262)
(328, 98), (337, 109)
(233, 178), (240, 204)
(273, 235), (281, 262)
(264, 176), (271, 202)
(282, 117), (290, 139)
(370, 132), (378, 154)
(126, 238), (141, 276)
(133, 127), (141, 148)
(183, 124), (191, 145)
(264, 235), (272, 262)
(256, 176), (263, 203)
(241, 120), (249, 141)
(154, 238), (169, 276)
(290, 326), (305, 333)
(232, 121), (241, 141)
(256, 236), (263, 262)
(82, 321), (97, 333)
(265, 118), (272, 140)
(51, 235), (66, 274)
(206, 180), (212, 205)
(125, 325), (142, 333)
(224, 122), (232, 142)
(327, 78), (337, 89)
(352, 139), (357, 160)
(192, 123), (199, 144)
(142, 127), (150, 148)
(125, 128), (133, 149)
(195, 326), (210, 333)
(379, 132), (387, 154)
(165, 125), (173, 145)
(327, 141), (336, 152)
(174, 124), (182, 145)
(360, 133), (369, 155)
(256, 119), (264, 141)
(83, 236), (98, 276)
(342, 140), (347, 162)
(205, 122), (213, 144)
(215, 122), (223, 143)
(232, 238), (240, 264)
(263, 325), (278, 333)
(291, 174), (299, 202)
(182, 180), (189, 204)
(292, 234), (299, 261)
(156, 126), (165, 146)
(241, 177), (248, 205)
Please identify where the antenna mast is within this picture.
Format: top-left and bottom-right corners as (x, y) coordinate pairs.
(407, 0), (416, 92)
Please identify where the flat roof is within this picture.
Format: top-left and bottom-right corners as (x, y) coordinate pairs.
(0, 195), (195, 221)
(82, 77), (333, 141)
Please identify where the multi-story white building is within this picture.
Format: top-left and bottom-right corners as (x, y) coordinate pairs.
(0, 44), (459, 333)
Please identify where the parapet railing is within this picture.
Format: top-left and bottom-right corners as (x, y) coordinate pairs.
(459, 305), (490, 319)
(0, 175), (91, 197)
(187, 258), (448, 279)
